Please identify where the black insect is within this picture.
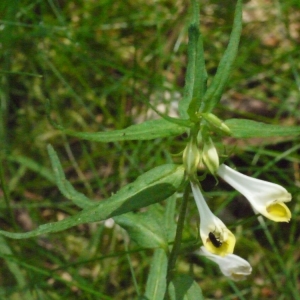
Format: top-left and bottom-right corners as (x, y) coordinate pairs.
(208, 232), (223, 248)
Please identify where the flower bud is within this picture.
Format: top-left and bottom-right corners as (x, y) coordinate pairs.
(202, 137), (219, 175)
(202, 113), (231, 136)
(183, 140), (201, 178)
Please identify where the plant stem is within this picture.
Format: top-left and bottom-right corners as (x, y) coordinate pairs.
(166, 181), (189, 286)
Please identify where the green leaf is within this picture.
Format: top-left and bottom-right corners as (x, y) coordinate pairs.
(192, 31), (207, 102)
(0, 164), (185, 239)
(63, 119), (187, 142)
(144, 248), (168, 300)
(7, 155), (55, 183)
(114, 205), (168, 249)
(48, 145), (94, 209)
(164, 194), (177, 242)
(145, 101), (192, 127)
(179, 0), (205, 120)
(188, 28), (207, 121)
(0, 236), (33, 299)
(201, 0), (242, 113)
(114, 194), (176, 251)
(225, 118), (300, 138)
(188, 1), (208, 119)
(168, 274), (204, 300)
(179, 24), (199, 119)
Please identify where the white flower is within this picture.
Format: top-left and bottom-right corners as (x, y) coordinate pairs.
(198, 246), (252, 281)
(190, 182), (236, 256)
(217, 164), (292, 222)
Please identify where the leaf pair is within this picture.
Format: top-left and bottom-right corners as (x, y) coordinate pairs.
(180, 0), (243, 118)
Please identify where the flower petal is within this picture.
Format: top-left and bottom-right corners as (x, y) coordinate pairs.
(198, 246), (252, 281)
(266, 202), (291, 221)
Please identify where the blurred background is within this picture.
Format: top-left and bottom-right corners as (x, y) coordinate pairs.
(1, 0), (300, 299)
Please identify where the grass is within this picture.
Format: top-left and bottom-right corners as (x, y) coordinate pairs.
(1, 0), (300, 299)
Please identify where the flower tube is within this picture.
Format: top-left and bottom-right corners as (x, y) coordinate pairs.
(217, 164), (292, 222)
(190, 182), (236, 256)
(198, 246), (252, 281)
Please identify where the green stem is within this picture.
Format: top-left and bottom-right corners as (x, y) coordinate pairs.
(0, 157), (17, 230)
(166, 181), (189, 286)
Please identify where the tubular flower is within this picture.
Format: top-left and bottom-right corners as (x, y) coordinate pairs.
(217, 164), (292, 222)
(190, 182), (236, 257)
(198, 246), (252, 281)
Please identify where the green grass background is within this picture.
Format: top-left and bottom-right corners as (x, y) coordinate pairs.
(1, 0), (300, 299)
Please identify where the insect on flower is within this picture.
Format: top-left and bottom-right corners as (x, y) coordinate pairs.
(208, 231), (223, 248)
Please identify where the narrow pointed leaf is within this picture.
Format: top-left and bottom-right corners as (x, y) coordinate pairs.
(0, 236), (33, 299)
(7, 155), (55, 183)
(48, 144), (94, 209)
(0, 164), (185, 239)
(164, 194), (177, 242)
(180, 0), (207, 119)
(114, 205), (168, 249)
(146, 101), (192, 127)
(201, 0), (242, 112)
(179, 23), (199, 119)
(193, 30), (207, 102)
(169, 274), (204, 300)
(144, 249), (168, 300)
(63, 119), (187, 142)
(188, 1), (208, 119)
(187, 33), (208, 120)
(225, 118), (300, 138)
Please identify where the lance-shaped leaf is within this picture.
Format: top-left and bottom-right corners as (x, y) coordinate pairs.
(225, 118), (300, 138)
(187, 1), (208, 120)
(7, 155), (55, 184)
(144, 248), (168, 300)
(48, 145), (94, 209)
(179, 0), (207, 119)
(114, 205), (168, 249)
(0, 164), (185, 239)
(179, 20), (207, 120)
(192, 30), (207, 106)
(63, 119), (187, 143)
(115, 197), (177, 250)
(0, 236), (33, 299)
(179, 26), (198, 119)
(168, 274), (204, 300)
(164, 193), (177, 242)
(201, 0), (242, 113)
